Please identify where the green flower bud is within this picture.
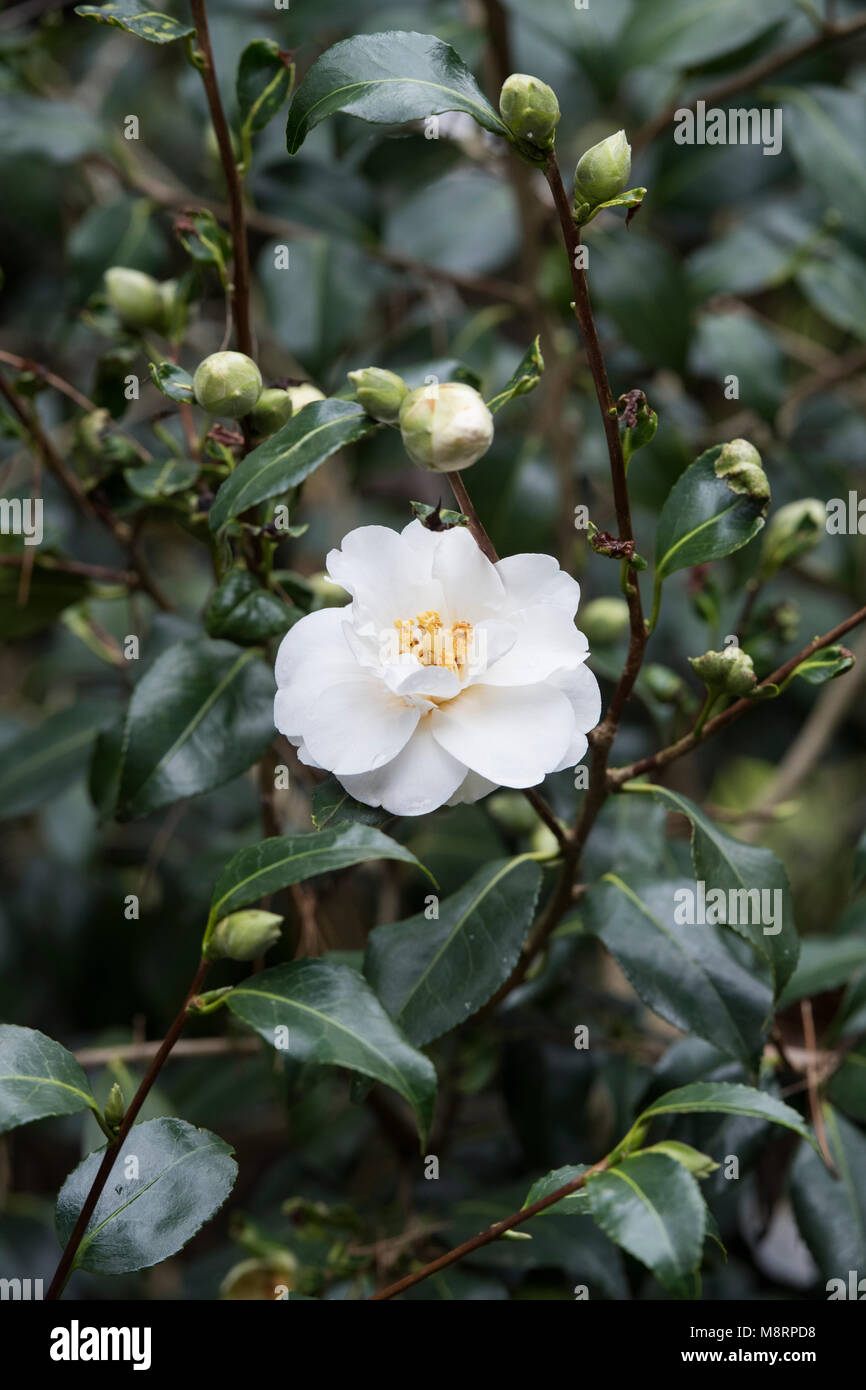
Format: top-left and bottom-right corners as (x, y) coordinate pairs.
(714, 438), (770, 502)
(499, 73), (561, 151)
(285, 383), (325, 413)
(104, 266), (165, 330)
(399, 382), (494, 472)
(104, 1082), (125, 1131)
(220, 1253), (298, 1300)
(689, 646), (757, 698)
(206, 909), (283, 962)
(156, 278), (187, 339)
(759, 498), (825, 579)
(581, 596), (630, 645)
(347, 367), (408, 423)
(642, 663), (686, 704)
(251, 387), (294, 436)
(574, 130), (631, 219)
(193, 351), (262, 419)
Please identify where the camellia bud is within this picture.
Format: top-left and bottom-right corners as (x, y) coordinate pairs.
(573, 130), (631, 219)
(206, 909), (283, 962)
(714, 438), (770, 502)
(581, 596), (630, 645)
(286, 383), (325, 413)
(220, 1253), (298, 1300)
(348, 367), (408, 423)
(104, 1082), (125, 1131)
(758, 498), (825, 579)
(689, 646), (757, 698)
(643, 663), (686, 704)
(399, 382), (494, 472)
(251, 387), (294, 436)
(104, 266), (165, 330)
(499, 73), (561, 151)
(193, 351), (262, 419)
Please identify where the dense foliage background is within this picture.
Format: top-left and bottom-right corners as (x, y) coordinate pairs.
(1, 0), (865, 1302)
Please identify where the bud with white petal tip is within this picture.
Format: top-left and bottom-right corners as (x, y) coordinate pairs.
(251, 387), (294, 436)
(348, 367), (408, 422)
(759, 498), (825, 579)
(499, 73), (560, 152)
(581, 596), (630, 645)
(206, 909), (283, 962)
(193, 351), (262, 419)
(105, 266), (165, 330)
(573, 130), (631, 222)
(285, 383), (325, 413)
(399, 382), (494, 472)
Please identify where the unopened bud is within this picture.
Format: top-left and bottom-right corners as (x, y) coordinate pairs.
(714, 439), (770, 502)
(105, 266), (164, 330)
(206, 909), (283, 962)
(220, 1253), (298, 1300)
(499, 73), (560, 151)
(642, 663), (685, 704)
(348, 367), (408, 422)
(104, 1082), (125, 1130)
(193, 351), (262, 419)
(285, 383), (325, 413)
(251, 388), (294, 436)
(581, 596), (630, 645)
(574, 130), (631, 220)
(399, 382), (494, 472)
(689, 646), (757, 698)
(759, 498), (825, 579)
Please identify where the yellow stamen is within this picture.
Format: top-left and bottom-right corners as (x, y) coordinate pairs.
(393, 609), (474, 674)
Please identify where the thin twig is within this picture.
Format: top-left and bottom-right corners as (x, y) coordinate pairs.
(800, 999), (838, 1176)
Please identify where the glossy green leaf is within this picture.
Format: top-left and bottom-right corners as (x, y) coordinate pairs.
(783, 85), (866, 234)
(639, 1082), (814, 1147)
(96, 638), (274, 820)
(208, 824), (431, 926)
(797, 251), (866, 344)
(310, 775), (390, 830)
(623, 784), (799, 995)
(0, 1025), (99, 1134)
(777, 932), (866, 1009)
(209, 399), (376, 530)
(827, 1044), (866, 1122)
(149, 361), (194, 403)
(786, 645), (855, 687)
(638, 1141), (719, 1178)
(124, 457), (199, 499)
(56, 1118), (237, 1274)
(586, 1154), (706, 1295)
(0, 702), (109, 819)
(74, 1), (193, 43)
(227, 959), (437, 1143)
(791, 1107), (866, 1281)
(364, 856), (542, 1046)
(237, 40), (293, 136)
(654, 445), (768, 582)
(0, 564), (90, 639)
(205, 569), (297, 644)
(285, 30), (508, 155)
(523, 1164), (589, 1216)
(584, 875), (772, 1062)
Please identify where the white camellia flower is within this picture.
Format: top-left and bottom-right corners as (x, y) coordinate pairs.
(274, 521), (601, 816)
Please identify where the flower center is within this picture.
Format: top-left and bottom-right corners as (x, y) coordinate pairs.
(394, 610), (474, 675)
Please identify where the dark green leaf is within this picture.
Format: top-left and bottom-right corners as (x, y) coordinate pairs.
(208, 824), (431, 925)
(584, 875), (772, 1063)
(0, 565), (90, 639)
(99, 638), (274, 820)
(0, 1025), (99, 1133)
(237, 40), (293, 136)
(654, 445), (769, 582)
(639, 1081), (815, 1147)
(74, 1), (194, 44)
(310, 775), (390, 830)
(227, 959), (436, 1144)
(209, 399), (376, 530)
(523, 1164), (589, 1216)
(777, 932), (866, 1009)
(149, 361), (194, 403)
(0, 702), (110, 819)
(487, 336), (544, 413)
(783, 85), (866, 234)
(0, 95), (108, 164)
(56, 1118), (237, 1274)
(124, 457), (199, 499)
(791, 1107), (866, 1282)
(623, 785), (799, 995)
(205, 569), (297, 644)
(364, 856), (542, 1046)
(586, 1154), (706, 1295)
(285, 30), (507, 155)
(787, 646), (855, 687)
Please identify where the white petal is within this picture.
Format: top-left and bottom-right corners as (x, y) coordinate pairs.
(495, 553), (581, 616)
(326, 525), (443, 627)
(446, 768), (499, 806)
(549, 662), (602, 770)
(382, 659), (462, 703)
(274, 606), (360, 730)
(300, 677), (419, 777)
(340, 716), (466, 816)
(432, 525), (505, 621)
(476, 606), (588, 687)
(431, 682), (574, 788)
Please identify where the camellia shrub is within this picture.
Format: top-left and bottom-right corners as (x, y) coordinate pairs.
(1, 0), (865, 1311)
